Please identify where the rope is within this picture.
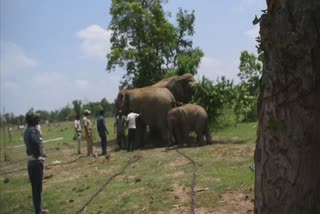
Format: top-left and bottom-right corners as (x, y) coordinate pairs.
(175, 149), (198, 214)
(75, 154), (141, 214)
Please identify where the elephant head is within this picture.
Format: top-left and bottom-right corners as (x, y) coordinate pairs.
(115, 90), (130, 115)
(152, 73), (195, 104)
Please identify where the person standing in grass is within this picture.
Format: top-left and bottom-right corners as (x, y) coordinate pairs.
(126, 110), (140, 152)
(74, 114), (82, 154)
(114, 110), (126, 149)
(8, 124), (13, 143)
(83, 110), (93, 156)
(24, 111), (48, 214)
(97, 110), (109, 156)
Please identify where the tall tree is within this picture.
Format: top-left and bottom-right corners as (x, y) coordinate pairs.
(255, 0), (320, 213)
(72, 100), (82, 117)
(107, 0), (203, 88)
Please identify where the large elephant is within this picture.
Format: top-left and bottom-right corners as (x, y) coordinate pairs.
(151, 73), (195, 104)
(116, 87), (176, 147)
(168, 104), (211, 146)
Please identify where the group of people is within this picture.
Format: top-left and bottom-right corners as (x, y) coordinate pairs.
(74, 110), (109, 157)
(6, 124), (25, 143)
(23, 109), (140, 213)
(74, 109), (140, 157)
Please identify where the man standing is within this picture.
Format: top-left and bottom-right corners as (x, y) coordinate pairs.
(74, 114), (82, 154)
(126, 110), (140, 152)
(24, 111), (47, 214)
(8, 124), (13, 143)
(83, 110), (93, 156)
(97, 110), (109, 156)
(114, 110), (126, 149)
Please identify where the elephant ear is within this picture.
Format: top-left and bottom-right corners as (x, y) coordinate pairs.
(168, 73), (195, 103)
(122, 92), (130, 114)
(116, 90), (129, 114)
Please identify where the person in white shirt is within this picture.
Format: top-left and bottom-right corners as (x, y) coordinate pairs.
(74, 114), (82, 154)
(126, 110), (140, 152)
(8, 125), (13, 143)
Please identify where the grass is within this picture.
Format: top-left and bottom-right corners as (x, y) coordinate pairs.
(0, 116), (257, 213)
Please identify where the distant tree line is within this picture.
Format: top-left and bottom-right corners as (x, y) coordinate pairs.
(1, 98), (115, 125)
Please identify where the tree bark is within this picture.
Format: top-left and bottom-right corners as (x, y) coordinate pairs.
(255, 0), (320, 213)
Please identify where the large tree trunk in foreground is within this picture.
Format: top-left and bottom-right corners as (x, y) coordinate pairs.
(255, 0), (320, 213)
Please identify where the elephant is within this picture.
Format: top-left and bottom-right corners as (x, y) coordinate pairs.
(167, 103), (211, 146)
(116, 87), (176, 147)
(151, 73), (195, 104)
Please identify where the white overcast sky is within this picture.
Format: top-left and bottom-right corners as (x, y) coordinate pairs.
(0, 0), (266, 115)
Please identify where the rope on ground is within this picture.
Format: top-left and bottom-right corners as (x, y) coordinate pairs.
(175, 148), (198, 214)
(75, 154), (141, 214)
(0, 155), (87, 176)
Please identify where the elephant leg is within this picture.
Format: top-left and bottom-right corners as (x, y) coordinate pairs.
(136, 119), (146, 148)
(175, 129), (183, 147)
(158, 125), (169, 146)
(205, 128), (211, 145)
(196, 130), (205, 146)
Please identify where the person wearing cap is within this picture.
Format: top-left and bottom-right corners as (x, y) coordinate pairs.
(97, 110), (109, 156)
(74, 114), (82, 154)
(83, 110), (93, 156)
(24, 111), (47, 214)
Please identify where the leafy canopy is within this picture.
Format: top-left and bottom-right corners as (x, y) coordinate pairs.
(107, 0), (203, 88)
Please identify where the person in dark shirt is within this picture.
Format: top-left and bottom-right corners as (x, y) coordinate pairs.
(24, 111), (47, 214)
(97, 110), (109, 156)
(114, 110), (126, 149)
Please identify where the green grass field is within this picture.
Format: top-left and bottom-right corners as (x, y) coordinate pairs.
(0, 117), (257, 214)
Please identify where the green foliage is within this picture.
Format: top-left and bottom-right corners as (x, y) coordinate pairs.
(72, 100), (82, 116)
(107, 0), (203, 88)
(193, 76), (234, 125)
(252, 15), (261, 25)
(233, 83), (257, 123)
(234, 51), (262, 122)
(176, 48), (204, 75)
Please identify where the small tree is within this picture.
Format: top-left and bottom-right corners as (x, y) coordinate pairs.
(193, 76), (233, 125)
(233, 50), (261, 122)
(72, 100), (82, 117)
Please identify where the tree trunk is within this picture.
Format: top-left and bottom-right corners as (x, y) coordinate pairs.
(255, 0), (320, 213)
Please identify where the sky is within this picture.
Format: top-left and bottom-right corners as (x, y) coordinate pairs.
(0, 0), (267, 116)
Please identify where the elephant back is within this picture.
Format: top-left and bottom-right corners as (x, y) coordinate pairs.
(151, 73), (195, 103)
(118, 87), (176, 125)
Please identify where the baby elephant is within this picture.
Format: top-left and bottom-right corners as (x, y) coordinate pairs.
(168, 104), (211, 146)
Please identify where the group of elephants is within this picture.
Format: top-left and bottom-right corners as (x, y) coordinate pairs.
(115, 73), (212, 148)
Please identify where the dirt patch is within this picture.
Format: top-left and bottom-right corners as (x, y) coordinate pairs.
(169, 190), (254, 214)
(168, 159), (191, 168)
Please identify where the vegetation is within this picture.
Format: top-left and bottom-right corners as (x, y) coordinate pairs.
(192, 50), (261, 125)
(1, 98), (115, 125)
(0, 116), (256, 213)
(107, 0), (203, 88)
(234, 51), (261, 122)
